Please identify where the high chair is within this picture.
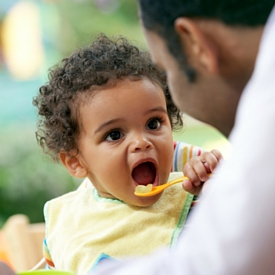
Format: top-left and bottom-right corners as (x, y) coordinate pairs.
(0, 214), (46, 272)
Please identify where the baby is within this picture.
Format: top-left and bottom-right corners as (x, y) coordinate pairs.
(33, 34), (221, 274)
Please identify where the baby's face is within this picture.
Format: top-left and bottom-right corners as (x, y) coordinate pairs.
(76, 78), (174, 207)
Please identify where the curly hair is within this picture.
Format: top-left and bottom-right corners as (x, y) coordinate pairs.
(33, 34), (183, 162)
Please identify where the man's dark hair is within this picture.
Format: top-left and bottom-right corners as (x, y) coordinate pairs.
(33, 34), (183, 162)
(138, 0), (274, 81)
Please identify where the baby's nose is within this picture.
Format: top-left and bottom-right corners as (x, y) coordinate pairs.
(131, 134), (153, 151)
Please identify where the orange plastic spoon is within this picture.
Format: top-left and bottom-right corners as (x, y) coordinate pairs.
(134, 173), (211, 197)
(134, 176), (187, 197)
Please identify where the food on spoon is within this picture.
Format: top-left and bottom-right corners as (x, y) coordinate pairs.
(135, 184), (153, 194)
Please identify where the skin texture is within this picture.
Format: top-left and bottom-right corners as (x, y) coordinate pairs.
(141, 18), (263, 137)
(60, 78), (175, 207)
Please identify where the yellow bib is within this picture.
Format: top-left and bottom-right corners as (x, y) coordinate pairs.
(44, 172), (193, 274)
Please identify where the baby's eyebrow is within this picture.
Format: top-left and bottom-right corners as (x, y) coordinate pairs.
(144, 106), (167, 115)
(94, 118), (123, 134)
(94, 107), (167, 134)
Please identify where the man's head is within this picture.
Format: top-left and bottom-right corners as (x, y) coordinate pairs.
(138, 0), (274, 136)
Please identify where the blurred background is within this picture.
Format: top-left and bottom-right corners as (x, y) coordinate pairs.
(0, 0), (230, 227)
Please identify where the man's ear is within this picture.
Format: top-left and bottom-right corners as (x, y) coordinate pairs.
(59, 151), (88, 178)
(174, 17), (219, 73)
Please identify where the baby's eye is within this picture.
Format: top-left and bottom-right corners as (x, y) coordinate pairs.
(106, 130), (123, 141)
(147, 118), (162, 130)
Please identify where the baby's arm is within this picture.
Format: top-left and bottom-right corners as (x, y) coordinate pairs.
(182, 149), (222, 195)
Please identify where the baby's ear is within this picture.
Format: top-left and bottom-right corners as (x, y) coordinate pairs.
(59, 151), (88, 178)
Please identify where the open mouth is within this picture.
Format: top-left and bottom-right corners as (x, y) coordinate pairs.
(132, 161), (156, 185)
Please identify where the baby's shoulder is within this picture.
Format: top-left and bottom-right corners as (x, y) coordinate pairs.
(44, 187), (95, 216)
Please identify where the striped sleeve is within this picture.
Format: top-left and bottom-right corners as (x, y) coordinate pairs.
(172, 141), (206, 172)
(43, 238), (55, 269)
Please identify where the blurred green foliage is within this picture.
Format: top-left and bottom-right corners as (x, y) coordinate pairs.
(0, 124), (81, 227)
(50, 0), (146, 57)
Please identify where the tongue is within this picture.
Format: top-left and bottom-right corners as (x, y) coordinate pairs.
(132, 162), (155, 185)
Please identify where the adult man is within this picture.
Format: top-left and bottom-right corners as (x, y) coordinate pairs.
(93, 0), (275, 274)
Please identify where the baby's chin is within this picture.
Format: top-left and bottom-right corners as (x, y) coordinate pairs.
(128, 193), (163, 208)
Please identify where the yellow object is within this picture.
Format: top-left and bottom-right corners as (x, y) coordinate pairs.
(44, 172), (194, 274)
(1, 0), (45, 80)
(134, 183), (153, 194)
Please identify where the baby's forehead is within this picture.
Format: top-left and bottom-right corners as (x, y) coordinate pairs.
(75, 76), (163, 106)
(72, 76), (165, 119)
(76, 75), (159, 95)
